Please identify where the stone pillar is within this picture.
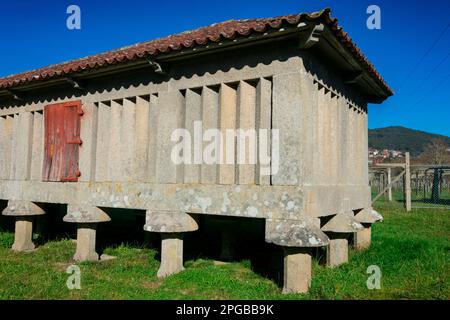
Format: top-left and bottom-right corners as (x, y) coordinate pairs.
(144, 210), (198, 278)
(265, 218), (329, 294)
(12, 216), (35, 252)
(63, 204), (111, 262)
(158, 233), (184, 277)
(321, 211), (363, 267)
(354, 225), (371, 251)
(353, 208), (382, 251)
(327, 236), (349, 267)
(74, 223), (99, 261)
(283, 247), (312, 294)
(2, 200), (46, 252)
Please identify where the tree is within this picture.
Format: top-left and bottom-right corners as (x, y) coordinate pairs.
(419, 139), (450, 165)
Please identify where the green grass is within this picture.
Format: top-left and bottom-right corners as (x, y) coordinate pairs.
(0, 203), (449, 299)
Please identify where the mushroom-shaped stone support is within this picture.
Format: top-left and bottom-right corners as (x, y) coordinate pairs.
(2, 200), (45, 252)
(353, 208), (383, 251)
(265, 218), (329, 294)
(321, 211), (364, 267)
(144, 210), (198, 278)
(63, 204), (111, 262)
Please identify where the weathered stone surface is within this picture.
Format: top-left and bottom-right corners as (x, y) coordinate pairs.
(354, 225), (371, 251)
(327, 237), (348, 267)
(371, 209), (383, 221)
(144, 211), (198, 233)
(12, 216), (35, 252)
(63, 204), (111, 223)
(2, 200), (45, 217)
(157, 233), (184, 278)
(321, 211), (363, 233)
(265, 218), (329, 247)
(100, 254), (117, 261)
(282, 247), (311, 294)
(74, 223), (99, 261)
(354, 208), (383, 224)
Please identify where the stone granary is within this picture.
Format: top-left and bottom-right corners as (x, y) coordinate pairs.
(0, 9), (392, 293)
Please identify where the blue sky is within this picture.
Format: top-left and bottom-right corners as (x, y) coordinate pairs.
(1, 0), (449, 136)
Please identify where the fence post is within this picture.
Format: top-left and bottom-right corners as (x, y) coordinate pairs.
(387, 168), (392, 202)
(405, 152), (412, 211)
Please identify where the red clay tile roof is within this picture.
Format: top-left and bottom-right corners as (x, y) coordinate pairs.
(0, 8), (393, 95)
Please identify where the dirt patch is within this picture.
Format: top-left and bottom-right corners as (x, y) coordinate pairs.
(142, 280), (162, 290)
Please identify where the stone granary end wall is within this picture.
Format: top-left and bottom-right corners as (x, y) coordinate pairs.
(0, 9), (392, 293)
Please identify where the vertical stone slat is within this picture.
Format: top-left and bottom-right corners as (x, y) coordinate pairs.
(121, 98), (136, 181)
(0, 117), (7, 179)
(355, 108), (361, 186)
(345, 103), (352, 186)
(330, 95), (339, 185)
(324, 91), (333, 185)
(135, 96), (150, 182)
(108, 100), (123, 182)
(95, 102), (110, 181)
(349, 105), (356, 185)
(237, 80), (257, 185)
(201, 86), (219, 184)
(30, 112), (44, 181)
(256, 78), (272, 185)
(16, 112), (34, 180)
(218, 83), (237, 185)
(9, 114), (19, 180)
(156, 91), (184, 183)
(316, 86), (326, 185)
(299, 75), (317, 186)
(338, 98), (348, 186)
(272, 73), (302, 186)
(184, 89), (202, 184)
(79, 103), (98, 182)
(3, 116), (13, 180)
(356, 108), (362, 185)
(147, 94), (159, 182)
(362, 110), (369, 185)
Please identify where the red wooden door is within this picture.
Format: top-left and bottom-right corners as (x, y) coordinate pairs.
(43, 101), (83, 182)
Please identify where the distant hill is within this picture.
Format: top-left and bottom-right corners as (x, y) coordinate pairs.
(368, 126), (450, 157)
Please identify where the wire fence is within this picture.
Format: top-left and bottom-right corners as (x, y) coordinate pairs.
(370, 166), (450, 209)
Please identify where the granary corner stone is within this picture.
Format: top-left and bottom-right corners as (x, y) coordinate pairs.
(353, 208), (382, 252)
(63, 204), (111, 223)
(266, 218), (328, 293)
(157, 233), (185, 278)
(354, 226), (372, 252)
(2, 200), (45, 217)
(354, 208), (383, 224)
(321, 211), (364, 233)
(2, 201), (45, 252)
(265, 218), (330, 247)
(73, 223), (100, 262)
(326, 236), (349, 268)
(144, 211), (198, 278)
(144, 210), (198, 233)
(11, 217), (36, 252)
(63, 205), (110, 262)
(321, 212), (363, 267)
(282, 247), (312, 294)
